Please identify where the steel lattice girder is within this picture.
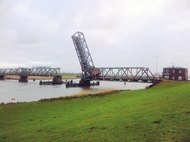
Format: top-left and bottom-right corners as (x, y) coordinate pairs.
(72, 32), (95, 75)
(97, 67), (155, 82)
(0, 67), (60, 76)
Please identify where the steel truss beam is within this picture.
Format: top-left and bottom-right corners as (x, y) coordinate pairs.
(0, 67), (60, 76)
(72, 32), (95, 76)
(97, 67), (155, 82)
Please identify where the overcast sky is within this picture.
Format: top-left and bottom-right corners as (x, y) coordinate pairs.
(0, 0), (190, 74)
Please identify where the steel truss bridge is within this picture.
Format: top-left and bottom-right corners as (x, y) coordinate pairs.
(0, 67), (60, 76)
(70, 31), (156, 87)
(97, 67), (155, 82)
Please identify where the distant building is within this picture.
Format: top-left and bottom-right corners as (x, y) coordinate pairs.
(162, 67), (188, 81)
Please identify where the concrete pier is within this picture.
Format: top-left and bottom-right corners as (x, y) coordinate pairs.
(0, 74), (5, 80)
(19, 75), (28, 82)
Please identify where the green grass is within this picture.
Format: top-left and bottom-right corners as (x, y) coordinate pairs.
(62, 73), (81, 79)
(0, 81), (190, 142)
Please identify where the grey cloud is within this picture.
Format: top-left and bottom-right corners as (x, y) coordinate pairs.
(0, 0), (190, 75)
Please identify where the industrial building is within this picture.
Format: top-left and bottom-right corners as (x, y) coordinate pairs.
(162, 67), (188, 81)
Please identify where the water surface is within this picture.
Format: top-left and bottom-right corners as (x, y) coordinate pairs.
(0, 79), (151, 103)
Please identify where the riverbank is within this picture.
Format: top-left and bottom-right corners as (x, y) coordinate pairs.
(39, 89), (124, 102)
(5, 74), (78, 80)
(0, 80), (190, 142)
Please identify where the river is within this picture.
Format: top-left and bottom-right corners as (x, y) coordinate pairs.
(0, 79), (151, 103)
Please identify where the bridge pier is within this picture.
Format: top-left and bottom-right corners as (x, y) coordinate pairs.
(66, 76), (100, 88)
(39, 75), (63, 85)
(66, 80), (99, 88)
(0, 74), (5, 80)
(52, 75), (62, 84)
(19, 75), (28, 83)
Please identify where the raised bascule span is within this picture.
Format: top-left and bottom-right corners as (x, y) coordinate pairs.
(69, 32), (100, 87)
(68, 31), (157, 87)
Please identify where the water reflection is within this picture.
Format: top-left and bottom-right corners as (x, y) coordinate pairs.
(0, 79), (151, 103)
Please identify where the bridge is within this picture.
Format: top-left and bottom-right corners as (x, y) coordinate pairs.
(97, 67), (155, 82)
(0, 32), (159, 86)
(67, 31), (157, 87)
(0, 67), (60, 82)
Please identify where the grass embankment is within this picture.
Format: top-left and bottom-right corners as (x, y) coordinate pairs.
(0, 81), (190, 142)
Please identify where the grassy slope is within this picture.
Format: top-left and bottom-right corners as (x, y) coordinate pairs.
(0, 81), (190, 142)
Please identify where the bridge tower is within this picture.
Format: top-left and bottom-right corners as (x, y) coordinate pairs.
(72, 32), (100, 86)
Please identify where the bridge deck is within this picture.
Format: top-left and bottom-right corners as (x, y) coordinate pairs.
(0, 67), (60, 76)
(96, 67), (155, 82)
